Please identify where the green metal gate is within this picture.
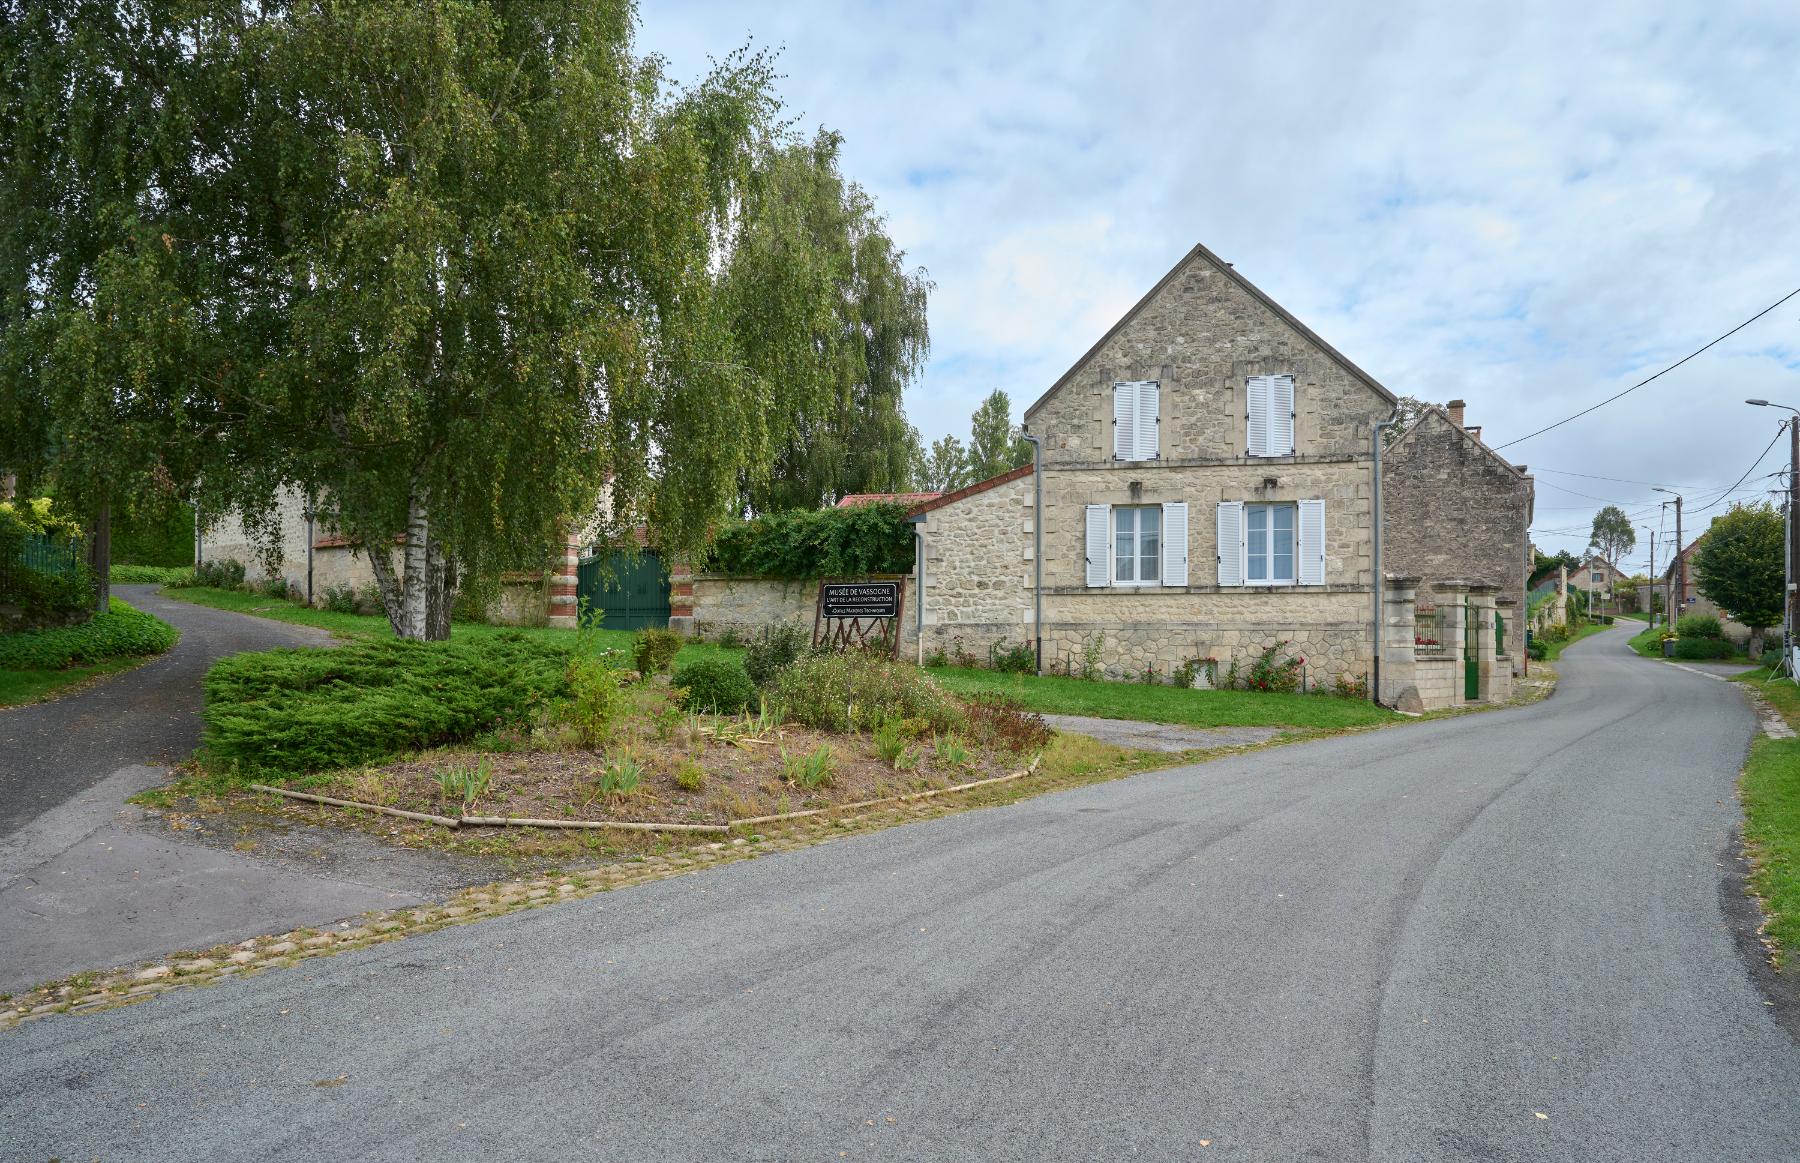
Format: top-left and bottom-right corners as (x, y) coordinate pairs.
(1464, 598), (1480, 701)
(576, 551), (671, 630)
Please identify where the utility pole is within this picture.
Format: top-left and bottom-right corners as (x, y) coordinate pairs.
(1655, 487), (1684, 633)
(1788, 417), (1798, 675)
(1673, 494), (1683, 621)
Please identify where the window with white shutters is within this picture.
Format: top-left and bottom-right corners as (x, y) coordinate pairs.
(1085, 504), (1111, 587)
(1297, 499), (1325, 585)
(1246, 375), (1296, 457)
(1245, 503), (1296, 584)
(1113, 381), (1159, 461)
(1215, 501), (1244, 587)
(1161, 501), (1188, 587)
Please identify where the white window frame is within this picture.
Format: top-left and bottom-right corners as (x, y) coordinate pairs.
(1112, 505), (1163, 587)
(1244, 501), (1298, 586)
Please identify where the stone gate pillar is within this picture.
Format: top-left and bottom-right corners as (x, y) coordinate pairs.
(1381, 575), (1422, 712)
(1469, 584), (1499, 701)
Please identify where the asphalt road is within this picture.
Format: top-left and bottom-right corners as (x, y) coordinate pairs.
(3, 622), (1796, 1161)
(0, 584), (331, 836)
(0, 587), (431, 991)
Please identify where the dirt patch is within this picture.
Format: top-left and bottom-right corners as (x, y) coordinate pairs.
(314, 710), (1021, 829)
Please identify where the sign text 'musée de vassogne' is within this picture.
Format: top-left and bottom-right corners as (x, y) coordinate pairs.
(820, 581), (900, 619)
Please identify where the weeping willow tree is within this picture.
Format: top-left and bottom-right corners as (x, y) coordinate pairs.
(725, 131), (931, 513)
(0, 1), (931, 638)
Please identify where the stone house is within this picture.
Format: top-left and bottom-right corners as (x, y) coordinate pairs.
(906, 242), (1398, 688)
(1567, 553), (1627, 599)
(1661, 528), (1753, 645)
(1381, 400), (1534, 672)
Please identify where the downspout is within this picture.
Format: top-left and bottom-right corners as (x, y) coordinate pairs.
(915, 525), (925, 666)
(1022, 433), (1044, 675)
(1370, 414), (1399, 705)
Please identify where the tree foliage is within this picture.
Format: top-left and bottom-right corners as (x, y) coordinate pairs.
(966, 389), (1033, 483)
(920, 434), (971, 493)
(0, 2), (930, 638)
(1384, 395), (1444, 445)
(707, 502), (913, 579)
(1691, 503), (1783, 633)
(1588, 505), (1636, 566)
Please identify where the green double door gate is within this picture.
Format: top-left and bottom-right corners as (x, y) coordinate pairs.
(1460, 600), (1504, 701)
(576, 551), (671, 630)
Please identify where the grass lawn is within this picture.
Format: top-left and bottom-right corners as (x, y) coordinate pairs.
(1736, 673), (1800, 967)
(160, 584), (731, 665)
(1537, 620), (1610, 662)
(1627, 622), (1663, 659)
(925, 666), (1395, 730)
(0, 655), (149, 707)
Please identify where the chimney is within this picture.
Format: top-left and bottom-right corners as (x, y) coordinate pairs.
(1446, 399), (1466, 428)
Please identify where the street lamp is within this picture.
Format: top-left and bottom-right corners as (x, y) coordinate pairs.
(1747, 400), (1800, 677)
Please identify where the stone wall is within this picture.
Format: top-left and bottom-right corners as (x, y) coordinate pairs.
(1382, 408), (1532, 672)
(915, 472), (1033, 660)
(1023, 246), (1394, 467)
(690, 574), (918, 652)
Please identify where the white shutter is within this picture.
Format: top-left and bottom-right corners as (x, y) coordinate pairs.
(1113, 383), (1136, 461)
(1136, 382), (1160, 460)
(1085, 504), (1111, 587)
(1246, 377), (1270, 456)
(1215, 501), (1244, 587)
(1298, 499), (1325, 585)
(1161, 501), (1188, 587)
(1271, 375), (1295, 455)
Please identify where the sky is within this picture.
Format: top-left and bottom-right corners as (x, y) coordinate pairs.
(637, 0), (1800, 570)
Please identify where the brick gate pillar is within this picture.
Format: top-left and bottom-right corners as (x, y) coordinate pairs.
(548, 533), (580, 630)
(668, 559), (696, 636)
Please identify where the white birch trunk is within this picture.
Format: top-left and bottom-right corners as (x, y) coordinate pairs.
(399, 492), (430, 640)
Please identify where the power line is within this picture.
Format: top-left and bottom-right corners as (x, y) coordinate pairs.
(1493, 285), (1800, 451)
(1691, 422), (1788, 515)
(1530, 466), (1702, 489)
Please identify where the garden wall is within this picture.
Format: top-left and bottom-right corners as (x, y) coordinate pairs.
(689, 573), (918, 652)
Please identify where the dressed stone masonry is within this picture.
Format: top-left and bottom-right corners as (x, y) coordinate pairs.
(911, 242), (1397, 686)
(1381, 401), (1534, 673)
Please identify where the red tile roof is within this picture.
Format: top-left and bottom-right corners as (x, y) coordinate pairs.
(835, 492), (943, 508)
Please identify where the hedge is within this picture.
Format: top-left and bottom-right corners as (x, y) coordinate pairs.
(707, 502), (913, 579)
(0, 599), (177, 670)
(202, 633), (572, 778)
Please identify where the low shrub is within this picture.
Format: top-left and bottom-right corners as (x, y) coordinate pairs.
(1672, 636), (1737, 660)
(1332, 670), (1369, 700)
(744, 622), (812, 688)
(109, 564), (191, 586)
(191, 558), (246, 589)
(990, 640), (1036, 674)
(1527, 639), (1549, 661)
(563, 653), (627, 746)
(631, 627), (683, 676)
(1237, 642), (1304, 694)
(964, 692), (1053, 754)
(774, 650), (964, 735)
(674, 655), (758, 714)
(202, 633), (571, 779)
(0, 599), (177, 670)
(1676, 613), (1724, 639)
(320, 584), (359, 614)
(261, 576), (291, 600)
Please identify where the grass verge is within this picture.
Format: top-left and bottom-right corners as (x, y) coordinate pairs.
(1536, 620), (1610, 662)
(1737, 674), (1800, 968)
(925, 666), (1395, 730)
(0, 599), (178, 707)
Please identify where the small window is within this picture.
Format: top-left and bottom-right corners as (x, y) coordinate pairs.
(1245, 503), (1296, 584)
(1591, 571), (1602, 584)
(1113, 506), (1162, 585)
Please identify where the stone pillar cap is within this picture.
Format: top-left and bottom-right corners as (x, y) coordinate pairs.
(1466, 583), (1502, 594)
(1494, 595), (1519, 606)
(1384, 574), (1422, 585)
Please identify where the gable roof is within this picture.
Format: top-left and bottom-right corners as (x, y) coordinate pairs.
(905, 463), (1033, 521)
(1023, 241), (1399, 422)
(1388, 406), (1530, 478)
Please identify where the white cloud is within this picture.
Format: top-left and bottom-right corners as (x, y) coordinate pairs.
(639, 0), (1800, 562)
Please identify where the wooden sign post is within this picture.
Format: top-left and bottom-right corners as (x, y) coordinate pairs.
(813, 578), (906, 657)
